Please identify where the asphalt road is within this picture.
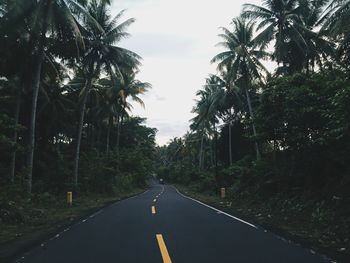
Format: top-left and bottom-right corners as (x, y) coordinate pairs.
(17, 183), (330, 263)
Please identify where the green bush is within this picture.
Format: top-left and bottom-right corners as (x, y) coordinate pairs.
(195, 172), (216, 193)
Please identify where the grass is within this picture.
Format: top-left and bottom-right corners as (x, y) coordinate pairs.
(0, 187), (146, 261)
(175, 184), (350, 263)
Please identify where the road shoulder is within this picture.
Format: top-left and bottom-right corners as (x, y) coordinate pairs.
(0, 188), (148, 263)
(174, 184), (346, 263)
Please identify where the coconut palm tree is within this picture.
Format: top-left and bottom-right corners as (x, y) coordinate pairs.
(71, 1), (141, 188)
(298, 0), (335, 72)
(191, 76), (227, 182)
(242, 0), (309, 73)
(320, 0), (350, 62)
(107, 71), (151, 155)
(211, 17), (269, 160)
(207, 74), (246, 165)
(0, 0), (96, 195)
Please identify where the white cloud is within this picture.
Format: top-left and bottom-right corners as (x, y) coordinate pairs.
(111, 0), (263, 145)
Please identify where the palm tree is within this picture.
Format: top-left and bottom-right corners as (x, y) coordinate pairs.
(72, 1), (141, 188)
(242, 0), (309, 73)
(1, 0), (96, 195)
(106, 70), (151, 155)
(91, 79), (118, 155)
(320, 0), (350, 62)
(191, 76), (226, 184)
(298, 0), (335, 72)
(205, 74), (245, 166)
(211, 18), (269, 160)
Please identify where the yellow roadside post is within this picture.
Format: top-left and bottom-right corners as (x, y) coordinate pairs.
(220, 188), (226, 199)
(67, 192), (73, 205)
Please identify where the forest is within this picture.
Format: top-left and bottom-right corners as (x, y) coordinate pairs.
(156, 0), (350, 259)
(0, 0), (157, 194)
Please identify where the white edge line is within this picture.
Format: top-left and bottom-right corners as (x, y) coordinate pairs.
(81, 189), (151, 222)
(117, 189), (150, 203)
(90, 210), (102, 218)
(16, 188), (151, 261)
(172, 186), (257, 229)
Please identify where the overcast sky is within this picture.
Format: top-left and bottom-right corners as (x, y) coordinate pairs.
(111, 0), (262, 145)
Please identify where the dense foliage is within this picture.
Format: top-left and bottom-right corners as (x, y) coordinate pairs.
(0, 0), (156, 199)
(157, 0), (350, 200)
(156, 3), (350, 256)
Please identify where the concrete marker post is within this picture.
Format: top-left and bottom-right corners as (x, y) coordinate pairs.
(67, 191), (73, 205)
(220, 187), (226, 199)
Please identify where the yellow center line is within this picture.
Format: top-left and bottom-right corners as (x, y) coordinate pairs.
(156, 234), (172, 263)
(152, 206), (156, 214)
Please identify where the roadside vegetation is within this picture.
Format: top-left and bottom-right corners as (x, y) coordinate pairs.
(0, 0), (156, 256)
(156, 0), (350, 261)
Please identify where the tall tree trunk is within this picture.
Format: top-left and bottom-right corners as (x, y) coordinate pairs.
(106, 114), (113, 156)
(115, 114), (120, 155)
(25, 0), (51, 196)
(73, 81), (90, 189)
(199, 134), (204, 170)
(273, 129), (277, 163)
(245, 88), (261, 161)
(210, 137), (214, 167)
(213, 123), (219, 191)
(229, 122), (233, 166)
(26, 48), (45, 195)
(214, 124), (218, 169)
(87, 122), (91, 146)
(91, 123), (96, 149)
(97, 124), (102, 150)
(115, 110), (124, 174)
(10, 86), (22, 183)
(115, 107), (125, 156)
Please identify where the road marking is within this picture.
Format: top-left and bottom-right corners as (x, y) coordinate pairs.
(152, 206), (156, 214)
(90, 210), (103, 218)
(156, 234), (172, 263)
(111, 189), (149, 206)
(173, 186), (257, 229)
(153, 199), (157, 202)
(15, 189), (153, 263)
